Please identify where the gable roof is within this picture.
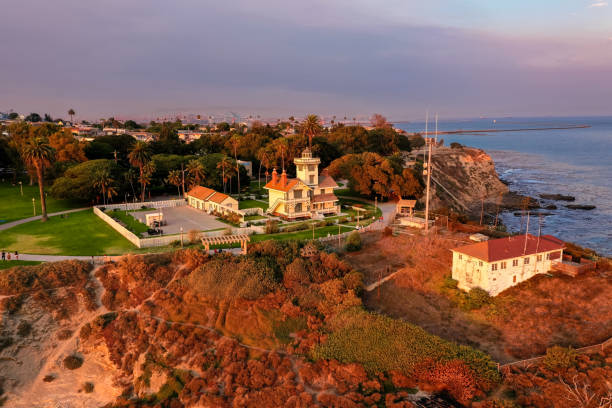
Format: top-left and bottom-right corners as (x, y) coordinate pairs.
(264, 177), (309, 193)
(317, 174), (338, 189)
(451, 234), (565, 263)
(397, 199), (417, 207)
(208, 191), (233, 204)
(187, 186), (216, 201)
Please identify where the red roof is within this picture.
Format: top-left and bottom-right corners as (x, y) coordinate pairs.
(264, 177), (305, 193)
(312, 193), (338, 203)
(208, 191), (232, 204)
(317, 174), (338, 189)
(452, 234), (564, 262)
(187, 186), (216, 201)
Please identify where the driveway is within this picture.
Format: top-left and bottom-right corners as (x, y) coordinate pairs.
(130, 205), (228, 234)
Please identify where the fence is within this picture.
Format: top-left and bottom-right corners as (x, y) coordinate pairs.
(93, 207), (141, 247)
(500, 337), (612, 371)
(101, 199), (186, 212)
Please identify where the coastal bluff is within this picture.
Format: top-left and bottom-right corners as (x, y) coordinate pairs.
(427, 146), (531, 218)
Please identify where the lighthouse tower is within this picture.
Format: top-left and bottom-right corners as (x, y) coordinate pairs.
(294, 148), (320, 187)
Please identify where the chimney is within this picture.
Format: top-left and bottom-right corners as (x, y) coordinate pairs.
(271, 168), (278, 184)
(280, 169), (287, 186)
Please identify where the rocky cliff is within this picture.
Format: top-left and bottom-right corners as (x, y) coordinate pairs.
(427, 146), (533, 219)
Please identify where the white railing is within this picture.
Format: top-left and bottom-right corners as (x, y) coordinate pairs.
(93, 207), (141, 247)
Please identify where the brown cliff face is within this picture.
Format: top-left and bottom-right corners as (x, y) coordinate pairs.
(427, 146), (534, 218)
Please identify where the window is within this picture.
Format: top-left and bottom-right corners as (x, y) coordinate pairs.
(309, 175), (314, 184)
(458, 254), (463, 260)
(479, 261), (483, 267)
(513, 275), (516, 283)
(537, 255), (543, 262)
(308, 165), (315, 171)
(501, 261), (507, 269)
(524, 257), (530, 265)
(294, 190), (302, 199)
(491, 263), (498, 271)
(512, 259), (519, 267)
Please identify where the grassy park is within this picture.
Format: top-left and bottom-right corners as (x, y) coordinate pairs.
(0, 210), (136, 255)
(0, 182), (84, 224)
(239, 199), (268, 210)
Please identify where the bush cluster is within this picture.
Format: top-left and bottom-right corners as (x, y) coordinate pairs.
(345, 231), (362, 252)
(63, 354), (84, 370)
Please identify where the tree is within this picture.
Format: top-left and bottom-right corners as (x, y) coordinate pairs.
(25, 113), (42, 123)
(21, 138), (56, 221)
(166, 169), (182, 196)
(68, 109), (75, 123)
(140, 162), (155, 201)
(50, 159), (117, 202)
(302, 114), (321, 148)
(186, 159), (206, 188)
(128, 141), (151, 202)
(8, 112), (19, 120)
(216, 155), (233, 193)
(370, 113), (389, 128)
(43, 113), (53, 122)
(229, 135), (242, 196)
(92, 168), (117, 205)
(48, 130), (87, 163)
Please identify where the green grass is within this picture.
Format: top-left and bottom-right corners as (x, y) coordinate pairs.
(0, 182), (84, 224)
(239, 199), (268, 210)
(245, 215), (267, 221)
(251, 225), (353, 242)
(0, 210), (137, 255)
(0, 260), (43, 270)
(247, 180), (267, 195)
(107, 209), (149, 236)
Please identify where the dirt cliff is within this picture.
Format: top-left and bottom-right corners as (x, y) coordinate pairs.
(427, 146), (534, 218)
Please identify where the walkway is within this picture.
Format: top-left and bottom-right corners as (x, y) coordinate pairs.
(340, 195), (396, 226)
(0, 207), (90, 231)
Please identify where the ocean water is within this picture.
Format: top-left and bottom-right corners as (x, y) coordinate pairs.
(396, 117), (612, 256)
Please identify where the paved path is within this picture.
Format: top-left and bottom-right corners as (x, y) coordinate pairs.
(0, 207), (90, 231)
(340, 196), (396, 225)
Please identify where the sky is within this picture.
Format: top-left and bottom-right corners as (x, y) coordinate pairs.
(1, 0), (611, 121)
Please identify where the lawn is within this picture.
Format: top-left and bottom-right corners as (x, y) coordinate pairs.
(107, 209), (149, 237)
(0, 210), (137, 255)
(239, 199), (268, 210)
(247, 180), (267, 195)
(251, 225), (354, 242)
(0, 182), (84, 224)
(0, 260), (43, 270)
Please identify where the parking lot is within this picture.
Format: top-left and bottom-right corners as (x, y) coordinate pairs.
(130, 205), (228, 235)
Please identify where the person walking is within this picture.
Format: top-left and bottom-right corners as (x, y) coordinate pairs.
(14, 251), (18, 260)
(1, 250), (5, 261)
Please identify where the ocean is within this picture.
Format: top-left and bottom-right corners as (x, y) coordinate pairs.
(395, 116), (612, 257)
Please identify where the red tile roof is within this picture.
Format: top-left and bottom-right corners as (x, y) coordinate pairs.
(317, 174), (338, 189)
(452, 234), (564, 263)
(264, 178), (304, 193)
(208, 191), (232, 204)
(187, 186), (216, 201)
(312, 193), (338, 203)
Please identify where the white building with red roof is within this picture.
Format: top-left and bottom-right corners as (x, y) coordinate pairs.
(264, 149), (340, 220)
(451, 234), (565, 296)
(186, 186), (239, 215)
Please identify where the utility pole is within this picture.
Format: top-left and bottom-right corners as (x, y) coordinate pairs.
(32, 197), (36, 216)
(181, 163), (185, 197)
(424, 137), (433, 232)
(480, 196), (485, 225)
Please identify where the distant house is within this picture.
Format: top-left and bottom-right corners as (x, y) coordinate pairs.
(186, 186), (239, 215)
(451, 234), (565, 296)
(178, 130), (206, 143)
(128, 131), (155, 142)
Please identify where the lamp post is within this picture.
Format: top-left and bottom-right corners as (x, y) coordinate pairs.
(19, 181), (23, 196)
(32, 197), (36, 216)
(180, 226), (184, 248)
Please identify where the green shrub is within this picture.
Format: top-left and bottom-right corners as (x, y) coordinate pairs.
(265, 220), (280, 234)
(43, 374), (56, 382)
(63, 354), (84, 370)
(442, 275), (459, 290)
(273, 316), (307, 344)
(464, 287), (491, 310)
(345, 231), (362, 252)
(543, 346), (576, 370)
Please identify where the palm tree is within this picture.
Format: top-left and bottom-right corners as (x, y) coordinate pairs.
(93, 168), (117, 205)
(302, 114), (321, 148)
(21, 138), (55, 221)
(166, 169), (182, 196)
(128, 141), (151, 202)
(216, 155), (233, 194)
(257, 149), (272, 188)
(68, 109), (75, 123)
(229, 135), (241, 196)
(140, 162), (155, 201)
(186, 159), (206, 188)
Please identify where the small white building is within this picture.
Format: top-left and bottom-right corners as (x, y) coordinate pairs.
(186, 186), (239, 215)
(451, 234), (565, 296)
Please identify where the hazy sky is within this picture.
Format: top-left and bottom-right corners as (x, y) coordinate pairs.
(1, 0), (611, 121)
